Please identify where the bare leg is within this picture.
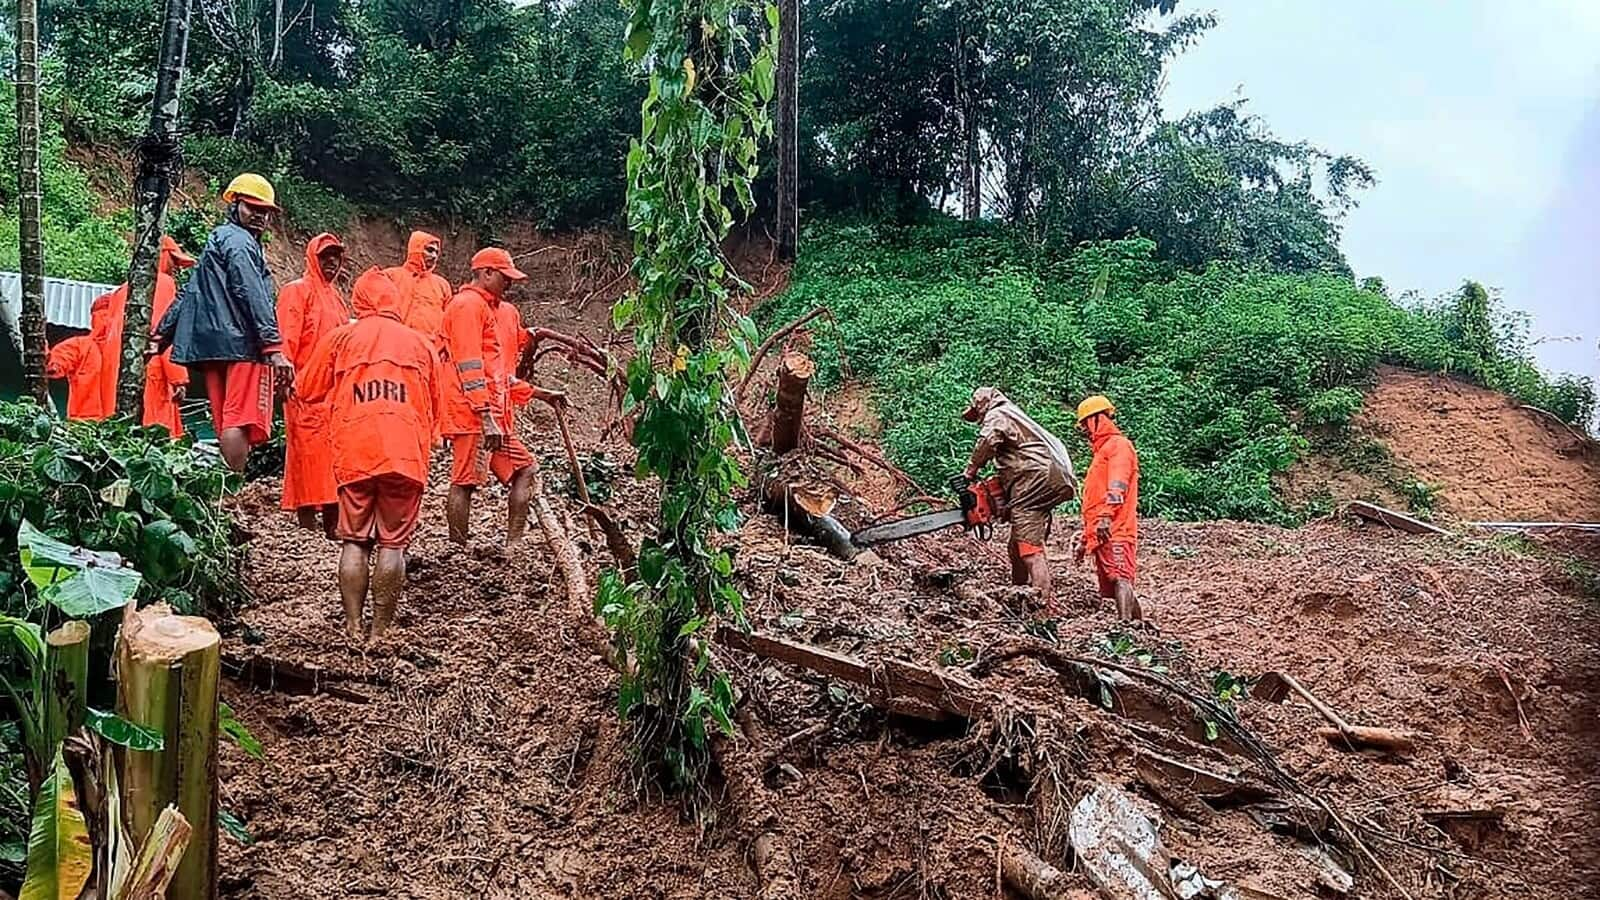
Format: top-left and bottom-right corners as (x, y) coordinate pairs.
(369, 548), (406, 639)
(1114, 580), (1142, 622)
(338, 542), (371, 640)
(1024, 553), (1055, 613)
(219, 426), (251, 473)
(1007, 542), (1029, 587)
(506, 467), (534, 545)
(296, 507), (319, 531)
(447, 485), (474, 545)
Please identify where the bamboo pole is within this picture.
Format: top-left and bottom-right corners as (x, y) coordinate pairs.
(116, 603), (221, 899)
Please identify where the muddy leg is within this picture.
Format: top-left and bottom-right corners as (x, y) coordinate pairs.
(1025, 553), (1055, 613)
(219, 426), (251, 473)
(338, 542), (371, 640)
(447, 485), (474, 545)
(506, 467), (534, 546)
(1114, 579), (1142, 622)
(296, 507), (319, 531)
(1008, 542), (1029, 587)
(369, 548), (406, 639)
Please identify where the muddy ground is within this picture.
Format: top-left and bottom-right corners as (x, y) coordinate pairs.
(206, 236), (1600, 898)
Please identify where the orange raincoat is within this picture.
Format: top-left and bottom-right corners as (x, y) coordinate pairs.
(1080, 417), (1139, 552)
(384, 231), (452, 346)
(495, 300), (534, 416)
(90, 236), (194, 434)
(277, 233), (349, 511)
(439, 283), (504, 436)
(46, 336), (105, 420)
(296, 268), (439, 488)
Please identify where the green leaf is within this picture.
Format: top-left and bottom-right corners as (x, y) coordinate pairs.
(219, 702), (264, 759)
(16, 521), (143, 618)
(139, 520), (196, 584)
(126, 456), (176, 502)
(18, 751), (91, 900)
(765, 2), (779, 30)
(85, 708), (164, 751)
(218, 810), (254, 845)
(752, 53), (775, 102)
(0, 613), (44, 665)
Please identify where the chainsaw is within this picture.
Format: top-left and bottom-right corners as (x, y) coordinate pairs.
(851, 475), (1008, 547)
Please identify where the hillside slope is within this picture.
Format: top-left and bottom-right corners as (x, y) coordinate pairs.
(1361, 366), (1600, 522)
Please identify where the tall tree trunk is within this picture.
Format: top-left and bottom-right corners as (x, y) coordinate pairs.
(957, 3), (980, 222)
(14, 0), (48, 406)
(773, 0), (799, 261)
(270, 0), (284, 71)
(118, 0), (194, 417)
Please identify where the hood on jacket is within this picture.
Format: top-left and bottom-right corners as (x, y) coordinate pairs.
(158, 236), (195, 276)
(405, 231), (441, 273)
(352, 268), (403, 320)
(303, 232), (346, 290)
(962, 386), (1009, 422)
(1085, 413), (1124, 449)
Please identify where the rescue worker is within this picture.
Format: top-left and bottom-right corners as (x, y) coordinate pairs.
(45, 335), (105, 420)
(960, 387), (1078, 613)
(1073, 395), (1142, 621)
(277, 233), (349, 533)
(296, 268), (439, 642)
(440, 247), (547, 547)
(384, 231), (452, 345)
(495, 295), (536, 410)
(155, 174), (293, 472)
(89, 236), (195, 435)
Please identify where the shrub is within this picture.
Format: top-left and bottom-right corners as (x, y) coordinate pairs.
(0, 401), (247, 619)
(1303, 387), (1365, 429)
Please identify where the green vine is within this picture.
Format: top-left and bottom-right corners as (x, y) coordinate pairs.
(597, 0), (776, 787)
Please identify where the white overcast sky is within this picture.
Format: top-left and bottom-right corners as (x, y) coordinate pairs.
(1161, 0), (1600, 387)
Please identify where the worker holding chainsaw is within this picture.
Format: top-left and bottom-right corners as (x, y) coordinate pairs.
(1074, 395), (1142, 622)
(960, 387), (1078, 613)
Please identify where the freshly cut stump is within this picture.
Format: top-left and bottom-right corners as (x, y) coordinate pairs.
(117, 603), (221, 900)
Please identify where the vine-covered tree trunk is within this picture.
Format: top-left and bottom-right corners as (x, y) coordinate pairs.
(774, 0), (799, 260)
(118, 0), (194, 417)
(604, 0), (776, 787)
(14, 0), (49, 405)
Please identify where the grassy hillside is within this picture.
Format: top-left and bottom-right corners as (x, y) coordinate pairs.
(765, 221), (1595, 523)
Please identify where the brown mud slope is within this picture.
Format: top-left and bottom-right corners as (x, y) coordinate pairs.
(1298, 365), (1600, 523)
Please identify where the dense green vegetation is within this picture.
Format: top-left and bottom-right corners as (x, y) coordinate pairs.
(766, 222), (1595, 522)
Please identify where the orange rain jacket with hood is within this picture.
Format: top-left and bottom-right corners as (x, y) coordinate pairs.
(90, 236), (194, 433)
(384, 231), (452, 346)
(495, 300), (534, 415)
(276, 233), (349, 511)
(296, 268), (440, 488)
(46, 336), (105, 420)
(1080, 416), (1139, 552)
(439, 282), (505, 436)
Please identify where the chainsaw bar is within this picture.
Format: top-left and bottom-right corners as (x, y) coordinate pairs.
(851, 509), (966, 547)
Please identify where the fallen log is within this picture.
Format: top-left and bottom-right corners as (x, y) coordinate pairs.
(1469, 520), (1600, 533)
(769, 351), (814, 454)
(761, 476), (857, 561)
(1346, 501), (1450, 536)
(220, 652), (374, 703)
(993, 839), (1089, 900)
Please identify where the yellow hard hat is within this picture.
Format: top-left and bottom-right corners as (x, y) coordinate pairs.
(1076, 394), (1115, 423)
(222, 173), (279, 210)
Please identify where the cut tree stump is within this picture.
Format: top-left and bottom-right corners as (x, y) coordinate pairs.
(761, 476), (857, 561)
(117, 603), (221, 900)
(1346, 501), (1450, 536)
(769, 351), (814, 454)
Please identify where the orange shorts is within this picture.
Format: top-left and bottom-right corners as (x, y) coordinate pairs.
(336, 473), (424, 549)
(449, 433), (534, 487)
(1093, 541), (1137, 596)
(198, 361), (273, 445)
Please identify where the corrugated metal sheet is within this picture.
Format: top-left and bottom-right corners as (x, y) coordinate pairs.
(0, 271), (119, 331)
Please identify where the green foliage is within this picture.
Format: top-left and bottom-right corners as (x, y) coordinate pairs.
(599, 0), (774, 789)
(769, 222), (1591, 523)
(0, 401), (246, 618)
(1303, 387), (1364, 429)
(0, 55), (131, 283)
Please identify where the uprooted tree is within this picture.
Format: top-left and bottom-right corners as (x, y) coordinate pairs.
(595, 0), (777, 787)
